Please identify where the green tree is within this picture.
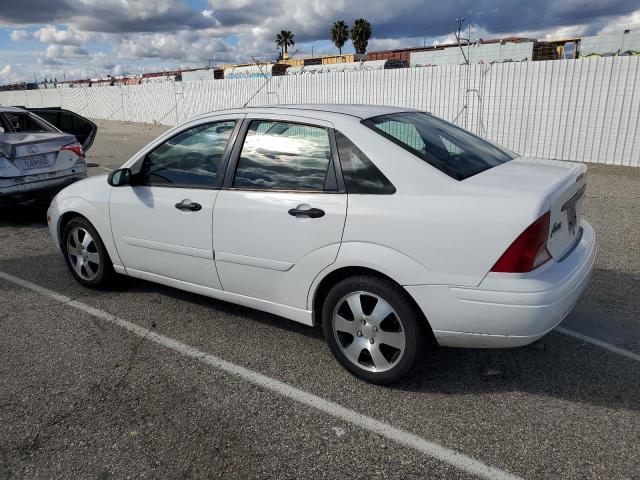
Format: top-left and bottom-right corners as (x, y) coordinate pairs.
(330, 20), (349, 54)
(276, 30), (296, 58)
(350, 18), (372, 55)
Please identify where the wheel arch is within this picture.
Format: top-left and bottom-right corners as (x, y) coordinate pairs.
(54, 196), (122, 267)
(311, 265), (437, 345)
(57, 210), (85, 246)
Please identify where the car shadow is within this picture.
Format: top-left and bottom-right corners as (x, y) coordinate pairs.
(0, 202), (49, 228)
(0, 252), (638, 413)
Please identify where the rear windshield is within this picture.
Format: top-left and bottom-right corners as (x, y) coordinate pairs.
(362, 112), (515, 180)
(1, 112), (56, 134)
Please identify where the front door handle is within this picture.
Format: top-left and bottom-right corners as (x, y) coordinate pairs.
(288, 207), (325, 218)
(175, 199), (202, 211)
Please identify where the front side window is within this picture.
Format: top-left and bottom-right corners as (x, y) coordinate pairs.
(138, 121), (236, 188)
(363, 112), (515, 180)
(233, 120), (332, 191)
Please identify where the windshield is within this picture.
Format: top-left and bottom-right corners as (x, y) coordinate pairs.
(363, 112), (515, 180)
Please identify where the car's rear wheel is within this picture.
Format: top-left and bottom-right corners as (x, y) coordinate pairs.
(62, 217), (113, 288)
(322, 276), (423, 384)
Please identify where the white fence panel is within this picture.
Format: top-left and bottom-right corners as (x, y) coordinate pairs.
(1, 56), (639, 166)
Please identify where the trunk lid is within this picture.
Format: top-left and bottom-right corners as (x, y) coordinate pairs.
(0, 132), (77, 176)
(467, 157), (588, 261)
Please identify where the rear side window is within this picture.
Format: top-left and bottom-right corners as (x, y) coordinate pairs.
(335, 131), (395, 194)
(363, 112), (514, 181)
(138, 121), (236, 188)
(233, 120), (332, 191)
(3, 112), (53, 133)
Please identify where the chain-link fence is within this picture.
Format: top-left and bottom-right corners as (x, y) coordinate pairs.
(1, 55), (639, 166)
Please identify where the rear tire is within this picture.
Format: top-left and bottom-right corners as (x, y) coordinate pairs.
(61, 217), (114, 288)
(322, 275), (425, 384)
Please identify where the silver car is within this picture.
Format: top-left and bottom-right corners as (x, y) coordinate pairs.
(0, 106), (96, 204)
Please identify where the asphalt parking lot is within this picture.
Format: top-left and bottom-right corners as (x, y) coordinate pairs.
(1, 119), (639, 480)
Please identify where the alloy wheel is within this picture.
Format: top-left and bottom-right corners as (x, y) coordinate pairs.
(332, 291), (406, 373)
(66, 227), (101, 281)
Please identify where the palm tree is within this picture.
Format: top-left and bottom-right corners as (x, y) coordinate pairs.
(276, 30), (295, 59)
(330, 20), (349, 55)
(350, 18), (372, 55)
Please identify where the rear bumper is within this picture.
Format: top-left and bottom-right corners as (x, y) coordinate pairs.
(0, 164), (87, 200)
(405, 219), (596, 348)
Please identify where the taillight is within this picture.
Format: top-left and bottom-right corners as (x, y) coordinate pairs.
(61, 142), (83, 157)
(491, 212), (552, 273)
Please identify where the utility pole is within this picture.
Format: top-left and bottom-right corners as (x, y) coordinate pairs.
(467, 24), (471, 65)
(455, 17), (469, 65)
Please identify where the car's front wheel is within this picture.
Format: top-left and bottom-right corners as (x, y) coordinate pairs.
(62, 217), (113, 288)
(322, 276), (424, 384)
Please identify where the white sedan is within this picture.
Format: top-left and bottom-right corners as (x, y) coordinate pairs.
(47, 104), (596, 383)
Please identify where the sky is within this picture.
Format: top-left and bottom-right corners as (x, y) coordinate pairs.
(0, 0), (639, 84)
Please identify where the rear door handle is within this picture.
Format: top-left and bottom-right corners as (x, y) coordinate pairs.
(175, 200), (202, 211)
(288, 207), (325, 218)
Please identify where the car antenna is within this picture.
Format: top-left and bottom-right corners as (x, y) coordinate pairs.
(242, 55), (275, 108)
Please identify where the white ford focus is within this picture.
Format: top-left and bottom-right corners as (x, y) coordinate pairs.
(47, 104), (596, 383)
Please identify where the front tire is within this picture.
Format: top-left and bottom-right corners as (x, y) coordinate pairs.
(322, 276), (424, 384)
(62, 217), (113, 288)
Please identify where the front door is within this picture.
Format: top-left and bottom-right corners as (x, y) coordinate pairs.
(212, 116), (347, 309)
(110, 119), (239, 288)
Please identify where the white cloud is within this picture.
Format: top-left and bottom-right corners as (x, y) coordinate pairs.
(115, 30), (236, 63)
(34, 25), (91, 45)
(10, 30), (30, 41)
(44, 44), (89, 58)
(36, 44), (89, 66)
(598, 8), (640, 34)
(0, 65), (13, 78)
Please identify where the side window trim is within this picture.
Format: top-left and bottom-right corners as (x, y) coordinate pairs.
(222, 118), (345, 193)
(328, 128), (345, 192)
(0, 114), (11, 133)
(221, 118), (251, 189)
(136, 119), (242, 190)
(334, 130), (396, 195)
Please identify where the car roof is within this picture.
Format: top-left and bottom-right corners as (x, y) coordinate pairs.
(0, 106), (27, 113)
(248, 104), (419, 119)
(194, 103), (420, 122)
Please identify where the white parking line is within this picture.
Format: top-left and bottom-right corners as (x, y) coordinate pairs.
(0, 270), (521, 480)
(97, 165), (113, 172)
(556, 327), (640, 362)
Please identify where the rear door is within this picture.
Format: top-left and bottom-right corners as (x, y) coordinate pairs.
(212, 114), (347, 309)
(26, 108), (98, 152)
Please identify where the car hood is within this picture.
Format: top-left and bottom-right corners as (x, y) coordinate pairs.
(55, 173), (110, 201)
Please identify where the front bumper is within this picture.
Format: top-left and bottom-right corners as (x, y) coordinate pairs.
(405, 219), (597, 348)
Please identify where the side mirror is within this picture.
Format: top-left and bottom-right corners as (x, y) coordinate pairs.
(108, 168), (133, 187)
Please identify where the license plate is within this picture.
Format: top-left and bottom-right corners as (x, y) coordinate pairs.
(21, 155), (51, 170)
